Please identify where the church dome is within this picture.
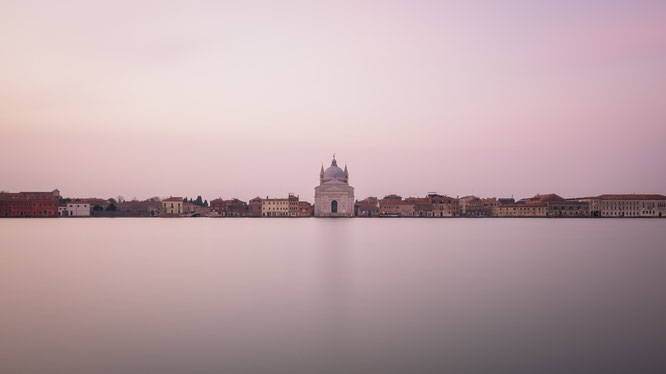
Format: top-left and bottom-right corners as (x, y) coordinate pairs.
(320, 156), (348, 183)
(324, 163), (345, 180)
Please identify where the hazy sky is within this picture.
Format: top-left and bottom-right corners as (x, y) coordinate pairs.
(1, 0), (665, 201)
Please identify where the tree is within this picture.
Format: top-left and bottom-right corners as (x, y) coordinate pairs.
(204, 200), (208, 207)
(195, 196), (203, 206)
(106, 203), (117, 211)
(107, 198), (117, 204)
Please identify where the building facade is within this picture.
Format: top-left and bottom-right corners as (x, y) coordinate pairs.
(494, 204), (548, 217)
(314, 155), (355, 217)
(162, 197), (183, 215)
(596, 194), (666, 217)
(248, 197), (263, 217)
(288, 194), (300, 217)
(355, 197), (380, 216)
(428, 193), (459, 217)
(262, 197), (290, 217)
(61, 200), (91, 216)
(0, 190), (60, 217)
(298, 201), (313, 216)
(115, 201), (161, 217)
(548, 200), (590, 217)
(378, 196), (415, 217)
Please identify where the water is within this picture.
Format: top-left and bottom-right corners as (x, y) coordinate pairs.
(1, 218), (665, 373)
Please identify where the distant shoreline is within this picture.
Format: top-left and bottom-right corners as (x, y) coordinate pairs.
(2, 216), (664, 219)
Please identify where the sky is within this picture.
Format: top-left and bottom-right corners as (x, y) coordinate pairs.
(1, 0), (665, 201)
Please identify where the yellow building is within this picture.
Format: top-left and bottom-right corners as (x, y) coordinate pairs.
(494, 204), (548, 217)
(262, 198), (290, 217)
(162, 197), (183, 215)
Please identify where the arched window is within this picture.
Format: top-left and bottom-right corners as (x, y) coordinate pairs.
(331, 200), (338, 213)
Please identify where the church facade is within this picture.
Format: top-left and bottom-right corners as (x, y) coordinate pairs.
(314, 155), (355, 217)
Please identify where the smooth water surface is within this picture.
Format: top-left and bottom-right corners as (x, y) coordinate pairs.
(1, 218), (665, 373)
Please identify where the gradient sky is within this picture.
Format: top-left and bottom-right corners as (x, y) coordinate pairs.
(1, 0), (665, 201)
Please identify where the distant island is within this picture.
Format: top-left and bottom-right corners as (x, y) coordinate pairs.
(2, 190), (664, 219)
(2, 155), (665, 219)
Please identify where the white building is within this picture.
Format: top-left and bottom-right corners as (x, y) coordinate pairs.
(314, 155), (355, 217)
(60, 201), (90, 216)
(597, 194), (666, 217)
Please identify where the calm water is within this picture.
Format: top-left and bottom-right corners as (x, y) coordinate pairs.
(1, 218), (665, 373)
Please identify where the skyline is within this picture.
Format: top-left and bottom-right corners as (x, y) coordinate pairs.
(2, 1), (666, 201)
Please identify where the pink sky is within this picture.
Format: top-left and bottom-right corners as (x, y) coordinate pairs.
(1, 0), (665, 201)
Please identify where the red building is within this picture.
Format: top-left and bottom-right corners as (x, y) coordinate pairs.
(405, 197), (433, 217)
(210, 198), (226, 215)
(427, 193), (459, 217)
(355, 197), (380, 216)
(210, 198), (248, 216)
(248, 197), (263, 217)
(298, 201), (313, 216)
(0, 189), (61, 217)
(225, 199), (248, 216)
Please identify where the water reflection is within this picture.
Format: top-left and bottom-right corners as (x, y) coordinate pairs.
(314, 219), (353, 367)
(1, 218), (665, 373)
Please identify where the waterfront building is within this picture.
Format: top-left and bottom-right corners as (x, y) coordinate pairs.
(459, 196), (479, 216)
(494, 203), (548, 217)
(183, 202), (193, 214)
(115, 200), (161, 217)
(493, 194), (571, 217)
(262, 197), (290, 217)
(596, 194), (666, 217)
(548, 200), (590, 217)
(226, 199), (248, 216)
(355, 197), (379, 217)
(460, 196), (496, 216)
(575, 197), (602, 216)
(406, 197), (433, 217)
(248, 197), (263, 217)
(0, 189), (60, 217)
(314, 155), (355, 217)
(210, 198), (225, 215)
(481, 198), (500, 215)
(209, 198), (248, 216)
(61, 200), (91, 216)
(162, 197), (183, 215)
(78, 198), (111, 215)
(298, 201), (313, 216)
(288, 194), (299, 217)
(379, 196), (415, 217)
(193, 206), (211, 216)
(428, 193), (459, 217)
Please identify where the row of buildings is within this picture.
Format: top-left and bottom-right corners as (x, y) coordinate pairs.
(354, 193), (666, 218)
(0, 190), (316, 218)
(1, 156), (664, 218)
(2, 189), (665, 218)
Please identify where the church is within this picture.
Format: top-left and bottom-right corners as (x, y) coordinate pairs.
(314, 155), (355, 217)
